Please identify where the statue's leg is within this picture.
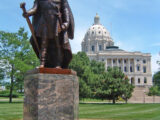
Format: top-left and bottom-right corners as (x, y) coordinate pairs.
(40, 36), (48, 68)
(54, 37), (63, 68)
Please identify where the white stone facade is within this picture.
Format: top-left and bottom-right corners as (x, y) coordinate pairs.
(81, 14), (152, 87)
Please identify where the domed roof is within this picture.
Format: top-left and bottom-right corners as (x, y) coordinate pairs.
(84, 14), (113, 42)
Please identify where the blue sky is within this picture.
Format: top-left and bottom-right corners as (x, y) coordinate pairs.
(0, 0), (160, 73)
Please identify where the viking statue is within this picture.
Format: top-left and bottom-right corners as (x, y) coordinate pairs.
(21, 0), (74, 68)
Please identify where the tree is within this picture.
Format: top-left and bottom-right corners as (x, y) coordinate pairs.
(153, 71), (160, 89)
(0, 68), (5, 83)
(69, 52), (90, 77)
(69, 52), (92, 99)
(96, 67), (134, 104)
(79, 78), (92, 99)
(148, 86), (160, 103)
(69, 52), (105, 99)
(0, 28), (39, 102)
(122, 76), (134, 103)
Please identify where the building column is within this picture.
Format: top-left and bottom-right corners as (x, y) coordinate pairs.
(122, 58), (124, 72)
(148, 58), (151, 73)
(88, 41), (90, 52)
(105, 59), (108, 70)
(140, 58), (143, 73)
(111, 58), (113, 68)
(116, 58), (119, 67)
(96, 42), (98, 52)
(134, 58), (136, 73)
(128, 58), (130, 73)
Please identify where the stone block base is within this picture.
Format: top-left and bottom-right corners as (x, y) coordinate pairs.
(24, 68), (79, 120)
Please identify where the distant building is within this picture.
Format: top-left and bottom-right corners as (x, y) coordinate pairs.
(81, 14), (160, 103)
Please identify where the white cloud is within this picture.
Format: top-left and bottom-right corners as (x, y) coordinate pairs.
(151, 53), (160, 74)
(70, 28), (86, 53)
(151, 43), (160, 47)
(114, 40), (136, 52)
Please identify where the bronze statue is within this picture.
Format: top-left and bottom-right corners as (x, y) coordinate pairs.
(20, 0), (74, 69)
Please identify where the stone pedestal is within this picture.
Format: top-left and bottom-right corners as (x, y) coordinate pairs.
(24, 68), (79, 120)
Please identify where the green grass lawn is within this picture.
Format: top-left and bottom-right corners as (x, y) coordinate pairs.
(0, 102), (160, 120)
(0, 102), (23, 120)
(79, 103), (160, 120)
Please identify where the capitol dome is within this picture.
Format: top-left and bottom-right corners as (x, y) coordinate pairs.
(84, 14), (112, 41)
(82, 14), (114, 53)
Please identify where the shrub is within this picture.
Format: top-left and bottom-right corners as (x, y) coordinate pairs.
(0, 90), (19, 98)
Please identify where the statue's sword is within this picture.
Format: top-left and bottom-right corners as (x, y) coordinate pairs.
(20, 2), (40, 53)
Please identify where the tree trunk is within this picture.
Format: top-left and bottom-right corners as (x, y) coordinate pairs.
(125, 99), (128, 104)
(113, 98), (116, 104)
(9, 64), (14, 103)
(20, 85), (23, 93)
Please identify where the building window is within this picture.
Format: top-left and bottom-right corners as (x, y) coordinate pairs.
(130, 66), (133, 72)
(143, 60), (146, 64)
(143, 66), (146, 73)
(99, 31), (101, 34)
(91, 46), (95, 51)
(99, 45), (102, 51)
(113, 59), (116, 64)
(138, 78), (141, 84)
(137, 65), (140, 71)
(102, 59), (104, 61)
(144, 77), (147, 83)
(92, 32), (94, 34)
(124, 59), (127, 63)
(119, 67), (121, 70)
(137, 59), (140, 62)
(118, 59), (121, 64)
(124, 66), (127, 72)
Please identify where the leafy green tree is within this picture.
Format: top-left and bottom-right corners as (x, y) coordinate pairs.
(148, 86), (160, 102)
(0, 28), (39, 102)
(122, 76), (134, 103)
(69, 52), (90, 77)
(95, 67), (133, 104)
(69, 52), (92, 99)
(69, 52), (105, 99)
(90, 60), (105, 74)
(0, 68), (5, 83)
(79, 78), (92, 99)
(153, 71), (160, 89)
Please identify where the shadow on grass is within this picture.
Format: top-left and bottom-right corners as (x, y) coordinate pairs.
(0, 101), (23, 104)
(80, 103), (125, 105)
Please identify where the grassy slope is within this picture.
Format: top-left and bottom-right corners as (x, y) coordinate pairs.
(0, 102), (160, 120)
(79, 104), (160, 120)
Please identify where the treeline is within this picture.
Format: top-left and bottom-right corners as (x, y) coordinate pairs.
(0, 28), (134, 104)
(69, 52), (134, 104)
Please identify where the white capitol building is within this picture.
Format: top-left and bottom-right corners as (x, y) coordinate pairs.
(81, 14), (159, 103)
